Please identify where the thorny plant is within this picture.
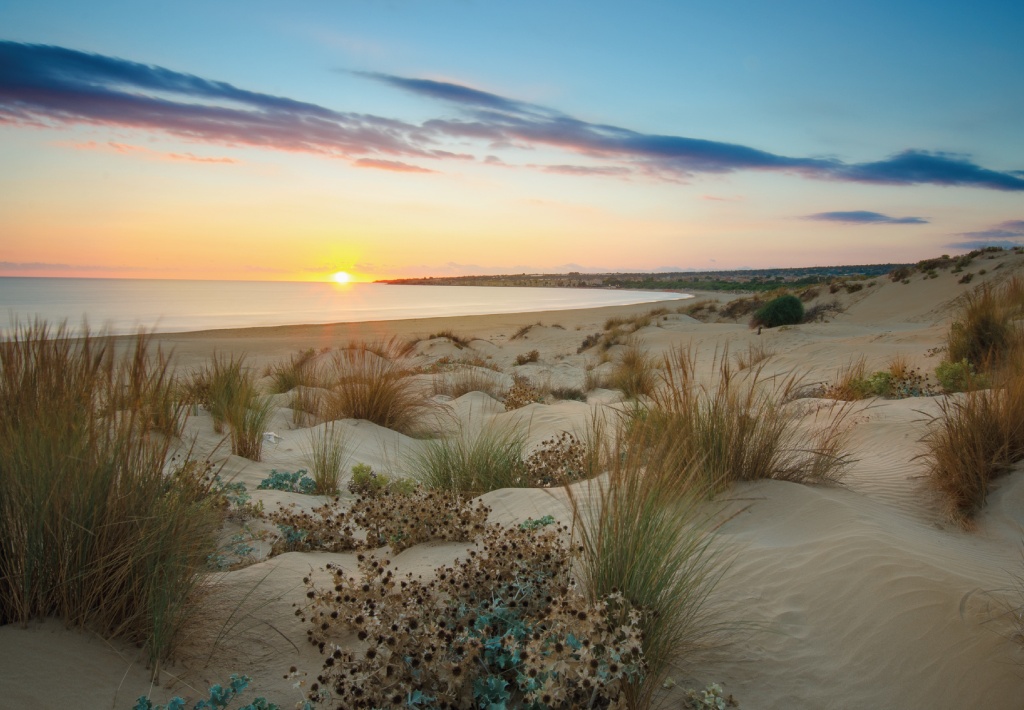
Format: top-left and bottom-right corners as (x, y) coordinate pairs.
(522, 432), (588, 488)
(504, 373), (544, 411)
(267, 485), (490, 556)
(296, 522), (646, 710)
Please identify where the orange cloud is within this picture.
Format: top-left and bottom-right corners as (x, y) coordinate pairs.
(353, 158), (436, 173)
(60, 140), (241, 164)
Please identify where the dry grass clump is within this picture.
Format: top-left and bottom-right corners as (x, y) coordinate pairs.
(719, 294), (767, 321)
(504, 372), (544, 410)
(821, 357), (869, 400)
(320, 345), (432, 434)
(682, 299), (718, 321)
(289, 385), (322, 424)
(823, 355), (937, 400)
(733, 341), (774, 371)
(802, 297), (844, 323)
(610, 340), (657, 399)
(946, 279), (1023, 369)
(407, 423), (529, 494)
(920, 374), (1024, 522)
(548, 385), (587, 402)
(432, 366), (504, 400)
(301, 422), (351, 495)
(427, 329), (471, 348)
(585, 362), (611, 391)
(651, 346), (852, 488)
(0, 323), (219, 678)
(515, 349), (540, 366)
(510, 323), (534, 340)
(221, 372), (275, 461)
(566, 414), (725, 708)
(181, 352), (248, 434)
(298, 522), (644, 710)
(267, 348), (320, 393)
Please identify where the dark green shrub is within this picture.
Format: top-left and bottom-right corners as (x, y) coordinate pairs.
(752, 295), (805, 328)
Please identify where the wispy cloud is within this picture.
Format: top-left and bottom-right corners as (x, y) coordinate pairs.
(947, 219), (1024, 249)
(353, 158), (437, 173)
(61, 140), (241, 163)
(0, 261), (177, 273)
(3, 41), (1023, 190)
(803, 210), (929, 225)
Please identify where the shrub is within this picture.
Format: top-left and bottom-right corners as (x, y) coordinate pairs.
(946, 284), (1015, 368)
(297, 524), (643, 710)
(257, 469), (316, 494)
(0, 323), (219, 679)
(959, 272), (975, 284)
(301, 423), (350, 495)
(845, 282), (864, 293)
(320, 346), (433, 434)
(407, 423), (529, 494)
(935, 358), (988, 393)
(752, 295), (804, 328)
(514, 349), (540, 366)
(577, 332), (602, 353)
(890, 266), (912, 281)
(920, 374), (1024, 520)
(610, 340), (657, 399)
(522, 432), (588, 487)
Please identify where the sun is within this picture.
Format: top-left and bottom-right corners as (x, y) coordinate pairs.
(331, 271), (352, 284)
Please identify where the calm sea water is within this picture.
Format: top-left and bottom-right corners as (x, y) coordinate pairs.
(0, 277), (689, 334)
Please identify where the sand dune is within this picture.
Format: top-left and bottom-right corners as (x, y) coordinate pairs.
(4, 251), (1024, 709)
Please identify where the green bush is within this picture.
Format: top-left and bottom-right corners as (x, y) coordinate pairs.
(936, 359), (989, 393)
(753, 295), (805, 328)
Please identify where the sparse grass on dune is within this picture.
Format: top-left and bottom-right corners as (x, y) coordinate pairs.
(822, 356), (870, 401)
(733, 340), (774, 371)
(302, 422), (351, 495)
(431, 366), (504, 400)
(406, 422), (528, 494)
(289, 385), (322, 424)
(565, 417), (726, 709)
(224, 376), (275, 461)
(0, 323), (219, 679)
(649, 345), (852, 489)
(610, 339), (658, 400)
(947, 278), (1024, 370)
(320, 344), (433, 434)
(266, 347), (319, 394)
(920, 373), (1024, 522)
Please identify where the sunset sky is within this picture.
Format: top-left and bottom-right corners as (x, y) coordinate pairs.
(1, 0), (1022, 281)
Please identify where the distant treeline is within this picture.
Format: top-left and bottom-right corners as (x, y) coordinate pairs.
(378, 263), (913, 291)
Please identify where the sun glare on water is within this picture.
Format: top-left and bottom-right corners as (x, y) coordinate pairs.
(332, 271), (352, 284)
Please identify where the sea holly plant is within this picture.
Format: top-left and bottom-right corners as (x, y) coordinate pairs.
(133, 674), (296, 710)
(295, 523), (646, 709)
(257, 469), (316, 494)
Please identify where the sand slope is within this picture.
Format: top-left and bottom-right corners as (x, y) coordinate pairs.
(4, 251), (1024, 709)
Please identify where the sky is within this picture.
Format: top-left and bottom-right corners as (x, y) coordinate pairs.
(1, 0), (1022, 282)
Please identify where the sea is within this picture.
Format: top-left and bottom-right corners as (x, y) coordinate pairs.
(0, 277), (690, 335)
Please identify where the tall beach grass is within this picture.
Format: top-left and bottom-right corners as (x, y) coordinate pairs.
(407, 423), (528, 494)
(0, 323), (218, 679)
(302, 422), (351, 495)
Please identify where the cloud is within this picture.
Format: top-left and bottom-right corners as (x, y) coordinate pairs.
(803, 210), (928, 225)
(62, 140), (240, 163)
(3, 41), (1023, 190)
(0, 261), (176, 273)
(946, 219), (1024, 249)
(353, 158), (436, 173)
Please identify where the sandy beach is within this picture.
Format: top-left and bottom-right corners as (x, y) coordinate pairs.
(3, 251), (1024, 710)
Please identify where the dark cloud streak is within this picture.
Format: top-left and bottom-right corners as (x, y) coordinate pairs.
(2, 41), (1023, 191)
(804, 211), (928, 225)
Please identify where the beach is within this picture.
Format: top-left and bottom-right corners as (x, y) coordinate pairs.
(3, 251), (1024, 710)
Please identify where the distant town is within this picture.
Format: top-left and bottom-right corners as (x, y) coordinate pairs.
(377, 263), (912, 293)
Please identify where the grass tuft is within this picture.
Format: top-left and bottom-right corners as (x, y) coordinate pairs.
(267, 348), (319, 393)
(320, 345), (433, 434)
(302, 422), (351, 495)
(407, 423), (528, 494)
(610, 340), (657, 399)
(0, 322), (218, 679)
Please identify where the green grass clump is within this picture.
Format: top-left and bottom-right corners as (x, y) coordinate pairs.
(302, 422), (350, 495)
(751, 294), (804, 328)
(565, 412), (726, 708)
(0, 322), (218, 679)
(407, 423), (528, 494)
